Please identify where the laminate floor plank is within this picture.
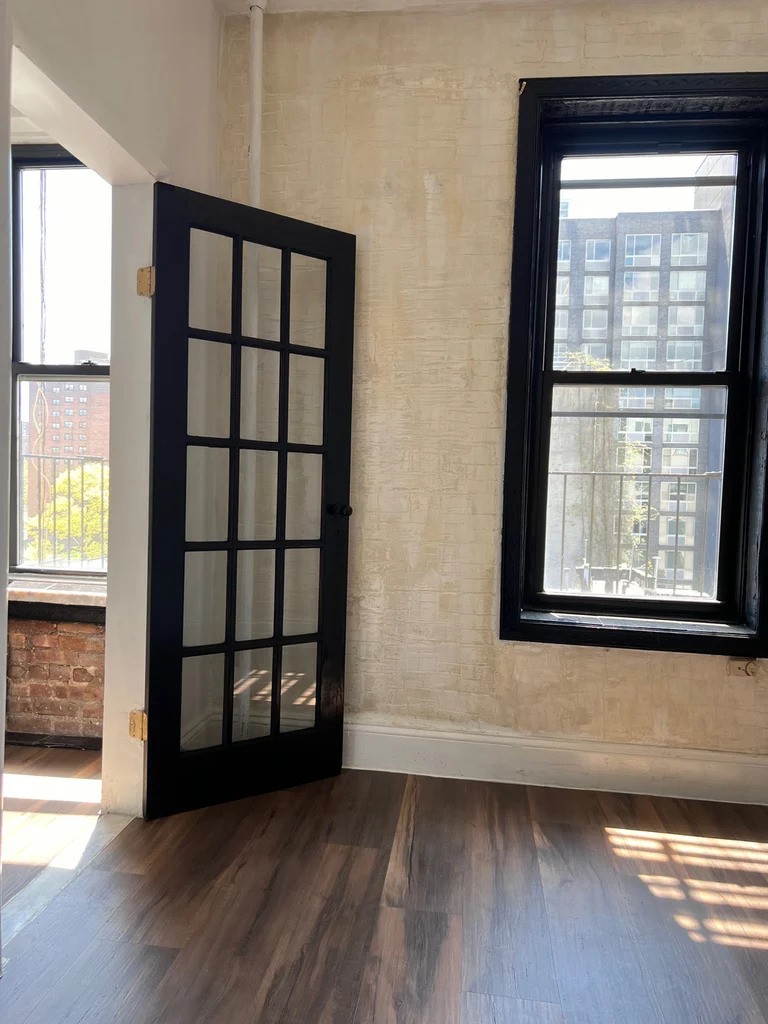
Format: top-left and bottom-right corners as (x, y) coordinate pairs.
(0, 868), (142, 1024)
(461, 782), (558, 1003)
(533, 819), (666, 1024)
(462, 993), (564, 1024)
(383, 776), (481, 914)
(353, 906), (462, 1024)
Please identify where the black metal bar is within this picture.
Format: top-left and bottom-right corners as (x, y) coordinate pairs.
(271, 250), (291, 737)
(182, 632), (319, 659)
(185, 538), (323, 552)
(185, 434), (325, 455)
(548, 369), (737, 387)
(223, 236), (244, 748)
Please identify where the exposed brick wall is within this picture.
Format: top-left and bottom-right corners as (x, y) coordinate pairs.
(6, 619), (104, 739)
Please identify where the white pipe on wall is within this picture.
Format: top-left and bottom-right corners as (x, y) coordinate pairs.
(248, 2), (265, 206)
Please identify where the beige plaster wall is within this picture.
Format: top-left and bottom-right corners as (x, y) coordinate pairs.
(220, 3), (768, 756)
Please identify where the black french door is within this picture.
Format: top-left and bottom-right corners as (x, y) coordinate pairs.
(145, 184), (355, 818)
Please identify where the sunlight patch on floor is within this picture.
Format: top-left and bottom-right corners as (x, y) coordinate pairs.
(606, 825), (768, 952)
(4, 771), (102, 804)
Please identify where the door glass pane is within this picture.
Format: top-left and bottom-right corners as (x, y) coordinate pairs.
(290, 254), (326, 348)
(238, 450), (277, 540)
(285, 453), (322, 540)
(288, 355), (324, 445)
(18, 166), (111, 364)
(181, 654), (224, 751)
(189, 229), (233, 333)
(233, 648), (272, 741)
(241, 347), (280, 441)
(188, 339), (231, 437)
(553, 153), (736, 372)
(283, 548), (320, 635)
(183, 551), (227, 646)
(236, 549), (275, 641)
(280, 643), (317, 733)
(543, 385), (726, 601)
(242, 242), (281, 341)
(186, 447), (229, 542)
(17, 379), (110, 571)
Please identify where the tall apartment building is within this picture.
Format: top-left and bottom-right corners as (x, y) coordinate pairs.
(545, 205), (730, 598)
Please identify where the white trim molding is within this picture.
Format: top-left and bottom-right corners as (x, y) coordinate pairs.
(343, 723), (768, 805)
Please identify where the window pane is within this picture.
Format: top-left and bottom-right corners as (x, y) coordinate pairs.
(543, 385), (726, 601)
(17, 379), (109, 570)
(19, 167), (111, 364)
(181, 655), (225, 751)
(561, 153), (737, 181)
(553, 153), (735, 372)
(233, 648), (272, 741)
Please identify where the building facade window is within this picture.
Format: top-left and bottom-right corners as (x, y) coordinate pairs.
(671, 232), (709, 266)
(12, 145), (111, 576)
(624, 271), (660, 302)
(502, 73), (768, 655)
(625, 233), (661, 267)
(585, 239), (611, 266)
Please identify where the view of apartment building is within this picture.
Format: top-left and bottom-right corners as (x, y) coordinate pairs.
(544, 193), (731, 599)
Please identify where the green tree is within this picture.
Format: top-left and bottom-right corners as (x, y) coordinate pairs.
(25, 461), (109, 566)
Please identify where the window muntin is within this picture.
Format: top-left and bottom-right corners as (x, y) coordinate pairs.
(584, 275), (610, 305)
(12, 151), (111, 575)
(624, 271), (660, 301)
(625, 234), (661, 267)
(671, 232), (708, 267)
(670, 270), (707, 301)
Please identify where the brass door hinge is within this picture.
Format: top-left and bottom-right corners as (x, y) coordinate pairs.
(128, 709), (148, 742)
(137, 266), (156, 298)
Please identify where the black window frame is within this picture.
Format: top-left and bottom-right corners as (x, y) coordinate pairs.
(501, 74), (768, 656)
(11, 144), (110, 579)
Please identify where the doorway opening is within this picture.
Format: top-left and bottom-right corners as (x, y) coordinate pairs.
(3, 111), (112, 927)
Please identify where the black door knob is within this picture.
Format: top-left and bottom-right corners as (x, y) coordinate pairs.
(328, 503), (353, 517)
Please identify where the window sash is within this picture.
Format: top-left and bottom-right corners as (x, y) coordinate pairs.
(11, 146), (111, 577)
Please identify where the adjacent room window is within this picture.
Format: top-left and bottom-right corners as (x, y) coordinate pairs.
(12, 146), (111, 574)
(502, 74), (768, 655)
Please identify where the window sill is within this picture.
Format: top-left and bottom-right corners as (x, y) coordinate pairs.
(502, 609), (763, 657)
(8, 576), (107, 623)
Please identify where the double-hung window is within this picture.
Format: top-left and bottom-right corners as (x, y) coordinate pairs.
(11, 146), (111, 578)
(502, 74), (768, 655)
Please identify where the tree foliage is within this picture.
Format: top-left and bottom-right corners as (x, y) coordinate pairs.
(25, 461), (109, 567)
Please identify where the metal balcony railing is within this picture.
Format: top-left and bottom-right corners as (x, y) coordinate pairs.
(19, 453), (109, 572)
(546, 469), (722, 599)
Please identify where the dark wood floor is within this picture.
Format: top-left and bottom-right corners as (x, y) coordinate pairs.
(2, 745), (102, 906)
(3, 769), (768, 1022)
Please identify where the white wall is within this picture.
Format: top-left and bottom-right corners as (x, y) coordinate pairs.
(7, 0), (224, 816)
(0, 0), (12, 946)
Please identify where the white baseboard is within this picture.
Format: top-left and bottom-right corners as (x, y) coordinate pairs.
(343, 723), (768, 805)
